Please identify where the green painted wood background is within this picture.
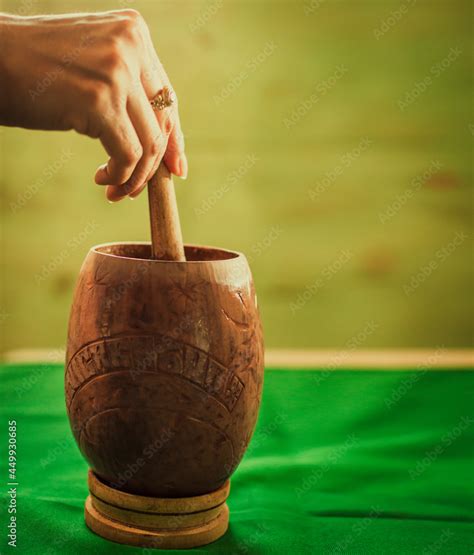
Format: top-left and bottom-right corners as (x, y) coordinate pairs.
(1, 0), (472, 353)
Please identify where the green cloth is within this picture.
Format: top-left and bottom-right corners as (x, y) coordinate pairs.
(1, 364), (473, 554)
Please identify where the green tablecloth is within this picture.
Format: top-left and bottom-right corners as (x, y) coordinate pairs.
(1, 364), (473, 554)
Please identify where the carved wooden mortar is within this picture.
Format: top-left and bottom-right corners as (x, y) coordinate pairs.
(65, 168), (264, 549)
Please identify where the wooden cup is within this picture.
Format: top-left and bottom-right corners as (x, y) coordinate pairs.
(65, 241), (264, 548)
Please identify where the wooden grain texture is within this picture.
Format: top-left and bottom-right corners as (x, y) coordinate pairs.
(85, 496), (229, 549)
(90, 494), (224, 531)
(88, 470), (230, 514)
(147, 164), (185, 261)
(88, 471), (229, 532)
(66, 242), (264, 498)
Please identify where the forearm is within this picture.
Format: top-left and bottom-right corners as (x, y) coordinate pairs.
(0, 14), (45, 128)
(0, 13), (74, 130)
(0, 14), (17, 125)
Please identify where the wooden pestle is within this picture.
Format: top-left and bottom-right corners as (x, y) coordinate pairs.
(147, 163), (186, 261)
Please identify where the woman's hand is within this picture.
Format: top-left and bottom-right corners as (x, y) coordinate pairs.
(0, 9), (187, 201)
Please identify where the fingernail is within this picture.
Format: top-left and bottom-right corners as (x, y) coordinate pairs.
(95, 164), (108, 185)
(106, 187), (126, 203)
(178, 153), (188, 180)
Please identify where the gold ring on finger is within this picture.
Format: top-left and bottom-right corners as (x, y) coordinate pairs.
(150, 86), (174, 111)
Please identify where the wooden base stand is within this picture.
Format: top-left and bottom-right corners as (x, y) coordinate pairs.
(84, 471), (230, 549)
